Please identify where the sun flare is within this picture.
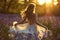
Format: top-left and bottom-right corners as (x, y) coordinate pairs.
(37, 0), (45, 5)
(54, 0), (58, 5)
(46, 0), (52, 4)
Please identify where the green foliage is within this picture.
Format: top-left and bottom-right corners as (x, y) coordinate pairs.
(36, 5), (46, 16)
(0, 0), (27, 14)
(0, 24), (9, 40)
(52, 5), (60, 16)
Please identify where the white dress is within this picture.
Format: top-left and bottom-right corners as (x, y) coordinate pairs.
(15, 23), (37, 35)
(9, 23), (47, 40)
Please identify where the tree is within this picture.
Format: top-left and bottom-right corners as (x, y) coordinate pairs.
(6, 0), (19, 13)
(0, 0), (21, 13)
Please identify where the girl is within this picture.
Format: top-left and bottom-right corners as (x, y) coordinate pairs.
(14, 3), (47, 40)
(15, 3), (39, 40)
(15, 3), (37, 34)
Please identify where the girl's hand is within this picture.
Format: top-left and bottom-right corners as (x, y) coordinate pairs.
(14, 23), (18, 27)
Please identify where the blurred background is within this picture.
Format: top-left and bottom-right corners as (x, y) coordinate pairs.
(0, 0), (60, 16)
(0, 0), (60, 40)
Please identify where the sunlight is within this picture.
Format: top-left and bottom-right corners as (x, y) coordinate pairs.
(37, 25), (46, 39)
(46, 0), (52, 4)
(37, 0), (45, 5)
(54, 0), (58, 5)
(16, 23), (28, 30)
(13, 21), (17, 26)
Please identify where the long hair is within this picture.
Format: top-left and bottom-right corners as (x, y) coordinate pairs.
(20, 3), (36, 24)
(21, 3), (35, 19)
(25, 3), (36, 14)
(24, 3), (36, 24)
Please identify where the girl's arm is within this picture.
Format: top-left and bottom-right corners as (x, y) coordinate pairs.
(15, 16), (26, 26)
(36, 22), (48, 30)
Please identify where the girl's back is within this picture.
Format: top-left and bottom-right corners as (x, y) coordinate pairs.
(26, 12), (36, 24)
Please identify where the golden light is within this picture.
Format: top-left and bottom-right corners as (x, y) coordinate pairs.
(37, 0), (45, 5)
(54, 0), (58, 5)
(13, 21), (17, 26)
(37, 25), (46, 38)
(46, 0), (52, 4)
